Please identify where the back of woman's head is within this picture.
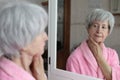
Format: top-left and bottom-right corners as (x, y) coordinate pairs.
(0, 1), (48, 59)
(86, 8), (115, 34)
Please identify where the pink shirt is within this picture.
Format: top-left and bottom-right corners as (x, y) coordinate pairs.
(66, 40), (120, 80)
(0, 57), (35, 80)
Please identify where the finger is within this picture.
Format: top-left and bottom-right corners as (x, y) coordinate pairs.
(32, 55), (44, 75)
(33, 55), (44, 67)
(89, 37), (98, 46)
(99, 42), (104, 47)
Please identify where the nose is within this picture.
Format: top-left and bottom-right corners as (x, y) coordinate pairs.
(96, 26), (102, 33)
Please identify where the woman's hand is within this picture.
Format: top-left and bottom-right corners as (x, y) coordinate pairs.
(88, 38), (112, 80)
(31, 54), (47, 80)
(87, 37), (103, 57)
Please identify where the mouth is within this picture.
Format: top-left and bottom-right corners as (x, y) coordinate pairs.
(95, 35), (101, 37)
(95, 34), (102, 37)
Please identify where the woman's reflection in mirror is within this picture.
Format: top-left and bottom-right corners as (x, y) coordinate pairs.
(66, 9), (120, 80)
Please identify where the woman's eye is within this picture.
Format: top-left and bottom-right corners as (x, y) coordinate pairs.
(102, 26), (105, 29)
(102, 26), (107, 29)
(93, 24), (98, 28)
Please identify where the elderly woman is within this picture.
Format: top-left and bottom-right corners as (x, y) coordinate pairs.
(0, 2), (48, 80)
(66, 9), (120, 80)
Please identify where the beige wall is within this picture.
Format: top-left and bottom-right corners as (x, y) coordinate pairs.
(70, 0), (120, 58)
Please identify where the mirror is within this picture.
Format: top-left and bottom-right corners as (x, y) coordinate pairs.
(48, 0), (101, 80)
(56, 0), (120, 79)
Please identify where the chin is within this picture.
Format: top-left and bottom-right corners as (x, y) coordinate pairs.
(39, 50), (44, 55)
(41, 52), (44, 55)
(95, 40), (102, 43)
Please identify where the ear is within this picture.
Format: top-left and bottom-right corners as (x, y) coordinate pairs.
(107, 29), (110, 36)
(108, 26), (111, 35)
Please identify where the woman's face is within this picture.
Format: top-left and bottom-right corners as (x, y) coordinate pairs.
(23, 32), (48, 56)
(88, 20), (109, 43)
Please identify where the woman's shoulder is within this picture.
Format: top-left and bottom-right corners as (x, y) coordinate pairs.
(106, 47), (117, 53)
(70, 40), (87, 57)
(68, 45), (84, 61)
(71, 45), (82, 55)
(67, 46), (83, 65)
(105, 46), (119, 58)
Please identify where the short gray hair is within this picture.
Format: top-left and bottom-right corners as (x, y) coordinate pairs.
(0, 1), (48, 58)
(86, 8), (115, 34)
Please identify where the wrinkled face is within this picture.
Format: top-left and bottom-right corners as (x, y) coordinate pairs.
(88, 20), (109, 43)
(23, 32), (48, 56)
